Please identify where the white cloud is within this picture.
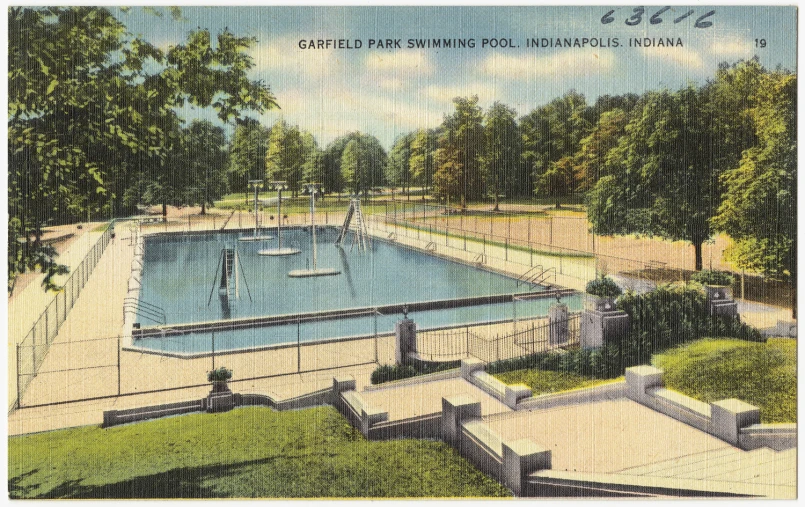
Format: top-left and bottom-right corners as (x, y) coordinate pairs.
(364, 50), (433, 74)
(640, 46), (703, 69)
(709, 37), (755, 58)
(426, 82), (501, 103)
(247, 36), (344, 78)
(480, 49), (616, 79)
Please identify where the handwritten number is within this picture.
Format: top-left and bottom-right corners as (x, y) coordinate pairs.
(649, 6), (669, 24)
(601, 7), (712, 28)
(673, 10), (694, 23)
(694, 10), (715, 28)
(755, 39), (766, 48)
(625, 7), (644, 26)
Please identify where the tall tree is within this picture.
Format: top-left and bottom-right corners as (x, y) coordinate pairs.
(178, 120), (229, 214)
(433, 96), (485, 207)
(265, 120), (305, 196)
(387, 132), (415, 196)
(339, 133), (388, 197)
(8, 7), (279, 291)
(586, 87), (722, 271)
(521, 91), (591, 207)
(712, 69), (796, 312)
(483, 102), (522, 209)
(574, 108), (629, 192)
(228, 118), (269, 195)
(409, 128), (438, 200)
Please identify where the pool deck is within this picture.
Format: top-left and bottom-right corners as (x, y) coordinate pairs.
(8, 215), (796, 437)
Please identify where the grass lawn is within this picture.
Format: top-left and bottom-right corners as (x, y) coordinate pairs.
(653, 338), (796, 423)
(492, 370), (621, 395)
(8, 406), (511, 499)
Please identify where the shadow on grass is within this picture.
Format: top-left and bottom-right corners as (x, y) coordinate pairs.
(11, 457), (278, 499)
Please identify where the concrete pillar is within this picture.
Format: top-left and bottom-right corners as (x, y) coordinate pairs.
(711, 399), (760, 445)
(360, 406), (389, 435)
(441, 395), (482, 447)
(502, 439), (551, 496)
(504, 384), (532, 408)
(331, 375), (356, 403)
(705, 286), (738, 318)
(581, 309), (629, 349)
(460, 357), (485, 380)
(625, 365), (664, 403)
(548, 303), (569, 345)
(395, 318), (417, 364)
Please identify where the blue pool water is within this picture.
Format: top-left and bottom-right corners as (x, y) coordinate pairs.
(134, 228), (580, 352)
(133, 296), (582, 354)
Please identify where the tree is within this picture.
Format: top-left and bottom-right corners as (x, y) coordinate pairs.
(228, 118), (269, 195)
(521, 91), (591, 207)
(178, 120), (229, 214)
(586, 87), (723, 271)
(387, 133), (415, 196)
(339, 134), (388, 197)
(483, 102), (522, 209)
(712, 69), (796, 312)
(409, 129), (438, 200)
(265, 120), (304, 196)
(7, 7), (279, 291)
(575, 108), (629, 192)
(433, 96), (485, 207)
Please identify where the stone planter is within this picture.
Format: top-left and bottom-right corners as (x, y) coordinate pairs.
(704, 285), (737, 317)
(211, 380), (231, 394)
(704, 285), (732, 303)
(584, 294), (617, 313)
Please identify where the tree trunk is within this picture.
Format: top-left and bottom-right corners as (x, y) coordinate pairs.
(200, 201), (206, 215)
(162, 200), (167, 222)
(693, 241), (703, 271)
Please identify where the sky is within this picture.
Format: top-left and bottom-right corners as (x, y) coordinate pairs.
(114, 5), (797, 149)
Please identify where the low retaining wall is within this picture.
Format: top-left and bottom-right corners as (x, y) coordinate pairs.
(102, 386), (332, 428)
(626, 366), (797, 451)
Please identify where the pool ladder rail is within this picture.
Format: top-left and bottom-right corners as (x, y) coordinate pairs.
(517, 265), (556, 290)
(124, 297), (167, 325)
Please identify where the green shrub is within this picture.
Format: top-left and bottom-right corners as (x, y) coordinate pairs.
(487, 284), (762, 380)
(370, 360), (460, 384)
(207, 366), (233, 382)
(585, 275), (622, 297)
(691, 269), (734, 286)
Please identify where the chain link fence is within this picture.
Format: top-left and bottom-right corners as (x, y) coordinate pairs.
(12, 225), (113, 410)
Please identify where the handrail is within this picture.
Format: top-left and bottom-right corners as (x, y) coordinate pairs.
(517, 265), (543, 286)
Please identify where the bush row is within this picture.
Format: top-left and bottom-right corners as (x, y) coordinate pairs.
(370, 359), (461, 385)
(487, 285), (762, 379)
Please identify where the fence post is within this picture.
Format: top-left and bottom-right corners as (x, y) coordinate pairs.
(505, 238), (508, 261)
(32, 324), (37, 368)
(297, 317), (302, 372)
(466, 326), (470, 357)
(374, 310), (379, 363)
(117, 335), (122, 395)
(16, 344), (21, 409)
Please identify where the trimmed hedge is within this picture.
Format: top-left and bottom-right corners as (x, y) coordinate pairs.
(585, 275), (623, 297)
(371, 359), (461, 385)
(487, 285), (762, 379)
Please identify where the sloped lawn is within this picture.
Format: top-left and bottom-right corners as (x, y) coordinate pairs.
(653, 338), (796, 423)
(492, 369), (621, 395)
(9, 406), (510, 499)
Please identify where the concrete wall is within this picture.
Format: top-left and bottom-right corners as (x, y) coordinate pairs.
(625, 366), (796, 451)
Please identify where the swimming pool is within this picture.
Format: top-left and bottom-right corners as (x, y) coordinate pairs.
(132, 227), (579, 353)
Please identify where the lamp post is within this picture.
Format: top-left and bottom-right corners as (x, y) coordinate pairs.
(240, 180), (274, 241)
(287, 182), (339, 277)
(249, 179), (263, 239)
(305, 183), (321, 270)
(270, 181), (287, 249)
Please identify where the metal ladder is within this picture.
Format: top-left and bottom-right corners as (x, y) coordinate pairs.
(335, 198), (371, 251)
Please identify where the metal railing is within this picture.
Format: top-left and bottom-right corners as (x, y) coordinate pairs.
(12, 224), (114, 410)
